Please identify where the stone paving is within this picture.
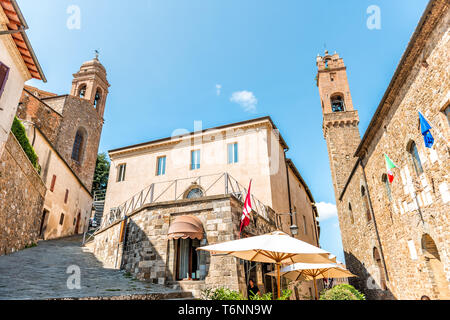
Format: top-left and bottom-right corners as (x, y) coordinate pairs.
(0, 236), (181, 300)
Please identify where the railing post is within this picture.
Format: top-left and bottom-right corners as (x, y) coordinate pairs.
(174, 180), (177, 201)
(150, 183), (154, 203)
(225, 173), (229, 195)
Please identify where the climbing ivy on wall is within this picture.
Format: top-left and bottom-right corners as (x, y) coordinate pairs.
(11, 116), (39, 171)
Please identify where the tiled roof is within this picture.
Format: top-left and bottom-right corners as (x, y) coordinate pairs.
(0, 0), (46, 81)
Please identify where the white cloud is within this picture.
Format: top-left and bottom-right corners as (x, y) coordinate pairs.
(230, 90), (257, 113)
(216, 84), (222, 96)
(316, 202), (338, 221)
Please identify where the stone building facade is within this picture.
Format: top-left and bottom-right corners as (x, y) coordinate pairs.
(22, 123), (93, 240)
(93, 195), (277, 298)
(318, 0), (449, 300)
(15, 56), (110, 240)
(0, 0), (47, 255)
(92, 117), (321, 299)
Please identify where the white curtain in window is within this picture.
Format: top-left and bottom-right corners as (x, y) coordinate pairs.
(178, 239), (190, 280)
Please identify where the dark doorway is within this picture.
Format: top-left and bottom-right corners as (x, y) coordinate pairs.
(39, 210), (49, 239)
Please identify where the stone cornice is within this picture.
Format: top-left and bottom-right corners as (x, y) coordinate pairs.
(317, 66), (346, 74)
(322, 110), (360, 138)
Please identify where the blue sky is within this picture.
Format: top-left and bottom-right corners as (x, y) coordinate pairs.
(21, 0), (429, 262)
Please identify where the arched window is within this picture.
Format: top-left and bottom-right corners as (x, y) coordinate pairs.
(373, 247), (387, 290)
(94, 89), (102, 107)
(71, 129), (86, 162)
(361, 186), (371, 222)
(331, 94), (345, 112)
(348, 203), (354, 224)
(408, 141), (424, 176)
(185, 188), (204, 199)
(381, 174), (392, 201)
(78, 85), (86, 98)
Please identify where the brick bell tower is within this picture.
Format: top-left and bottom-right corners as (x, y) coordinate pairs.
(70, 53), (110, 119)
(316, 51), (361, 198)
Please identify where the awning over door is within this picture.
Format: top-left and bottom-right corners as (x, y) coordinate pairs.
(168, 215), (204, 240)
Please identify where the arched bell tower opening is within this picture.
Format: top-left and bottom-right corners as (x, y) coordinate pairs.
(331, 93), (346, 112)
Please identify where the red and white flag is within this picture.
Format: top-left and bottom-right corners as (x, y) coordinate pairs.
(240, 180), (252, 234)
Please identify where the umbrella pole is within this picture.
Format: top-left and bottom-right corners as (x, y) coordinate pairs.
(313, 277), (318, 300)
(276, 263), (281, 300)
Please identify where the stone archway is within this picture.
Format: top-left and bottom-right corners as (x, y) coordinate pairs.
(422, 234), (450, 299)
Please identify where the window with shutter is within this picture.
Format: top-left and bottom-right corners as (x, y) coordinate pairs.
(50, 175), (57, 192)
(0, 62), (10, 99)
(59, 213), (65, 225)
(64, 189), (69, 204)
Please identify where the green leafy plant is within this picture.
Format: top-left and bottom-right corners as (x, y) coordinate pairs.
(278, 289), (293, 300)
(24, 242), (37, 249)
(202, 287), (292, 300)
(201, 287), (246, 300)
(92, 152), (110, 193)
(249, 292), (273, 300)
(319, 284), (365, 300)
(11, 117), (39, 170)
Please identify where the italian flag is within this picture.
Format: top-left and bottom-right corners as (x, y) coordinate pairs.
(384, 154), (397, 183)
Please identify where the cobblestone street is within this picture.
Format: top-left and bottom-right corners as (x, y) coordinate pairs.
(0, 236), (181, 300)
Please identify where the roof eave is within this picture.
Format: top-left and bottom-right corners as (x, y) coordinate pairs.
(109, 116), (289, 156)
(8, 0), (46, 82)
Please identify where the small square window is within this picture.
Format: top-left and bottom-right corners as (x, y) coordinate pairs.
(330, 73), (336, 82)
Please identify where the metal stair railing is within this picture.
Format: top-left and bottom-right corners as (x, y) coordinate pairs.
(82, 225), (101, 245)
(101, 173), (270, 228)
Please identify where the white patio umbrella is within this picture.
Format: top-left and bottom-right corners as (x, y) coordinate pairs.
(197, 231), (336, 298)
(267, 262), (356, 300)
